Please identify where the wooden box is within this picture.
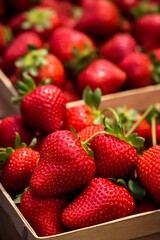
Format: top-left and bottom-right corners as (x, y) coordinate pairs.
(0, 69), (160, 240)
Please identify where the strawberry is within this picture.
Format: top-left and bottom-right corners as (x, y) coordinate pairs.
(63, 78), (81, 103)
(0, 23), (13, 54)
(75, 0), (120, 39)
(20, 188), (68, 236)
(64, 87), (103, 132)
(156, 122), (160, 145)
(137, 145), (160, 204)
(150, 48), (160, 61)
(2, 31), (43, 75)
(78, 124), (104, 142)
(15, 48), (66, 88)
(30, 130), (96, 197)
(17, 82), (66, 134)
(119, 52), (153, 89)
(1, 146), (40, 193)
(77, 59), (127, 95)
(99, 33), (137, 64)
(0, 115), (34, 148)
(62, 178), (135, 229)
(114, 0), (139, 17)
(90, 133), (140, 178)
(8, 6), (61, 40)
(134, 14), (160, 51)
(50, 26), (96, 76)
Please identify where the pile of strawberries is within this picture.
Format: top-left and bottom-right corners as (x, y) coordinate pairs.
(0, 0), (160, 102)
(0, 0), (160, 237)
(0, 78), (160, 237)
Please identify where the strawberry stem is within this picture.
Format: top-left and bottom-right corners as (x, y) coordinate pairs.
(125, 105), (154, 137)
(151, 113), (157, 146)
(102, 107), (120, 123)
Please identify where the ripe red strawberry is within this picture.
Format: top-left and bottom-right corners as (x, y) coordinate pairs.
(75, 0), (120, 39)
(99, 33), (137, 64)
(137, 145), (160, 204)
(0, 23), (13, 54)
(50, 26), (96, 75)
(77, 59), (127, 95)
(20, 188), (68, 236)
(2, 31), (43, 74)
(30, 130), (96, 197)
(15, 48), (66, 88)
(64, 87), (103, 132)
(62, 178), (135, 229)
(78, 124), (104, 141)
(119, 52), (153, 89)
(90, 133), (140, 178)
(63, 79), (81, 103)
(156, 122), (160, 145)
(8, 6), (61, 40)
(134, 14), (160, 51)
(1, 147), (40, 192)
(65, 105), (95, 132)
(0, 115), (34, 148)
(19, 84), (66, 134)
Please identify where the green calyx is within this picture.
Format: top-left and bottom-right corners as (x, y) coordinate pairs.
(4, 26), (13, 45)
(109, 177), (146, 200)
(64, 41), (97, 77)
(21, 7), (55, 32)
(14, 186), (30, 204)
(12, 75), (36, 104)
(15, 48), (48, 77)
(83, 86), (104, 125)
(131, 0), (160, 19)
(149, 53), (160, 84)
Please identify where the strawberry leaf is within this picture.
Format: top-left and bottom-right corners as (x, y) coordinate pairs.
(83, 86), (102, 110)
(128, 179), (146, 200)
(127, 133), (145, 149)
(29, 138), (37, 149)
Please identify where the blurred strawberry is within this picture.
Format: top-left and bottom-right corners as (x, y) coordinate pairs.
(77, 59), (126, 95)
(0, 115), (34, 148)
(50, 26), (96, 76)
(15, 48), (66, 88)
(8, 6), (61, 40)
(114, 0), (139, 17)
(99, 33), (137, 64)
(150, 48), (160, 61)
(119, 52), (154, 89)
(20, 188), (68, 236)
(2, 31), (43, 75)
(156, 122), (160, 145)
(75, 0), (120, 39)
(63, 79), (81, 103)
(62, 178), (135, 229)
(30, 130), (96, 197)
(134, 14), (160, 51)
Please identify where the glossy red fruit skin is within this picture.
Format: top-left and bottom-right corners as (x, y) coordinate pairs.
(100, 33), (137, 64)
(20, 189), (68, 237)
(64, 105), (95, 132)
(62, 178), (135, 229)
(2, 31), (43, 74)
(119, 52), (153, 89)
(1, 147), (40, 192)
(20, 84), (66, 134)
(30, 130), (96, 197)
(77, 59), (126, 95)
(78, 124), (104, 142)
(90, 133), (139, 178)
(0, 115), (34, 148)
(137, 145), (160, 204)
(50, 26), (95, 63)
(75, 0), (120, 39)
(134, 14), (160, 51)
